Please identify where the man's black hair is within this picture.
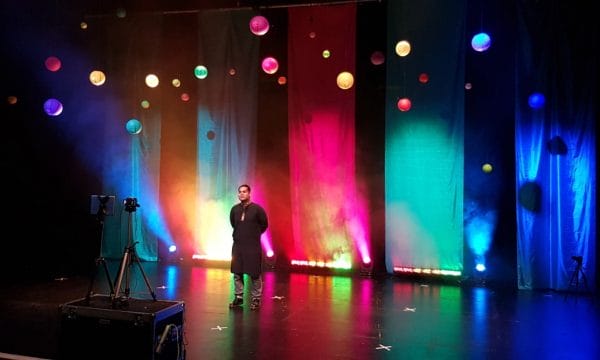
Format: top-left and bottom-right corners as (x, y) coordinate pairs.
(238, 184), (251, 192)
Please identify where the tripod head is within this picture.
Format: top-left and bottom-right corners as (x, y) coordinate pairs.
(96, 196), (110, 223)
(91, 195), (115, 222)
(124, 197), (140, 213)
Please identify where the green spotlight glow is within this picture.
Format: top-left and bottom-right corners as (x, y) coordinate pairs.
(386, 119), (464, 273)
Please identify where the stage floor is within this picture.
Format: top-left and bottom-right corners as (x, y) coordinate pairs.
(0, 261), (598, 359)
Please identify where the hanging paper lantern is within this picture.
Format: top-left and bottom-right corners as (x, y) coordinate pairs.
(322, 49), (331, 59)
(482, 163), (493, 173)
(181, 93), (190, 102)
(336, 71), (354, 90)
(471, 32), (491, 52)
(140, 100), (150, 109)
(261, 57), (279, 74)
(172, 79), (181, 87)
(80, 22), (88, 30)
(7, 96), (17, 105)
(249, 15), (269, 36)
(43, 98), (63, 116)
(125, 119), (142, 134)
(308, 31), (316, 39)
(145, 74), (159, 88)
(465, 82), (472, 90)
(418, 73), (429, 84)
(194, 65), (208, 79)
(45, 56), (61, 72)
(89, 70), (106, 86)
(370, 51), (385, 65)
(397, 97), (411, 112)
(395, 40), (411, 57)
(277, 76), (287, 85)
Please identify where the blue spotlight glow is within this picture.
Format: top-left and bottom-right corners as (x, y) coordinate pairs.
(465, 207), (495, 257)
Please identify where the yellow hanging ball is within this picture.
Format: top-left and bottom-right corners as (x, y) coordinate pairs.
(482, 163), (493, 173)
(395, 40), (411, 57)
(89, 70), (106, 86)
(336, 71), (354, 90)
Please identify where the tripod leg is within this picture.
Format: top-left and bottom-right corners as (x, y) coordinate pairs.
(100, 259), (115, 296)
(85, 258), (101, 303)
(564, 266), (580, 301)
(580, 270), (589, 292)
(113, 249), (131, 301)
(568, 266), (580, 288)
(131, 251), (157, 301)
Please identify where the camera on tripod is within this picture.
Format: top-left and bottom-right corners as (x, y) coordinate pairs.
(113, 195), (156, 305)
(571, 255), (583, 265)
(124, 197), (140, 213)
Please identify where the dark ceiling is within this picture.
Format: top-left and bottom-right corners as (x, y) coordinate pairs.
(80, 0), (381, 15)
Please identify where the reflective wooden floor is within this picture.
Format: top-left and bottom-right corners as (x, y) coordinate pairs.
(0, 261), (598, 360)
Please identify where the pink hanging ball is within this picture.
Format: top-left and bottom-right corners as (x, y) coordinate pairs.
(45, 56), (61, 72)
(397, 98), (412, 112)
(261, 57), (279, 74)
(370, 51), (385, 66)
(249, 15), (269, 36)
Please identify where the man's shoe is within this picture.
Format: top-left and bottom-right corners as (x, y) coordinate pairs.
(250, 298), (260, 310)
(229, 297), (243, 308)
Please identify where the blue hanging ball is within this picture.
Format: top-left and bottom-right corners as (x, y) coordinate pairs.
(125, 118), (142, 134)
(471, 32), (491, 52)
(528, 92), (545, 109)
(43, 98), (63, 116)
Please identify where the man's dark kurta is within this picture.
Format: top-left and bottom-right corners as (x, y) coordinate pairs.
(230, 202), (268, 277)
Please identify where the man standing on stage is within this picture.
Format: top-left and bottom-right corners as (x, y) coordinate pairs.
(228, 184), (268, 310)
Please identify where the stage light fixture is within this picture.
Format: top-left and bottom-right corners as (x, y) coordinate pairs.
(263, 251), (276, 270)
(359, 258), (373, 277)
(164, 244), (183, 264)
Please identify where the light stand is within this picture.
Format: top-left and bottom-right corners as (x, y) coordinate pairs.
(564, 255), (589, 300)
(112, 197), (157, 308)
(85, 195), (115, 304)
